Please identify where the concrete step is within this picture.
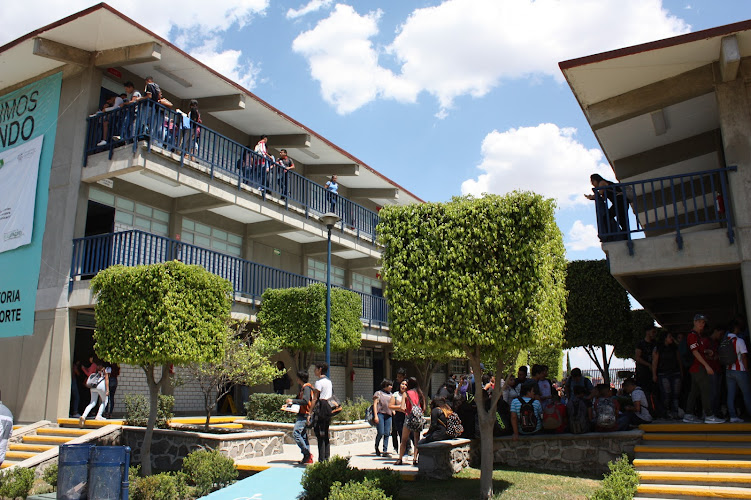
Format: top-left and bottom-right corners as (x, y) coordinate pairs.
(9, 443), (55, 452)
(639, 423), (751, 433)
(636, 483), (751, 499)
(635, 444), (751, 461)
(57, 418), (123, 429)
(639, 470), (751, 488)
(634, 459), (751, 473)
(22, 435), (74, 446)
(37, 428), (89, 437)
(5, 450), (37, 460)
(642, 433), (751, 443)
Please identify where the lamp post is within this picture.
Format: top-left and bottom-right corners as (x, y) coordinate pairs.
(320, 212), (341, 377)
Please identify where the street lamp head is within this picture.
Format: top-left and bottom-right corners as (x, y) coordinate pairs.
(320, 212), (341, 229)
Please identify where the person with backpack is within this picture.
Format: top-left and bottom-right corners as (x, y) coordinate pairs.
(312, 362), (334, 462)
(567, 385), (590, 434)
(542, 392), (567, 433)
(724, 320), (751, 422)
(511, 381), (542, 440)
(393, 377), (424, 466)
(79, 356), (109, 425)
(652, 331), (682, 419)
(372, 379), (394, 457)
(620, 378), (653, 428)
(591, 383), (620, 431)
(683, 314), (725, 424)
(419, 397), (452, 444)
(285, 370), (315, 464)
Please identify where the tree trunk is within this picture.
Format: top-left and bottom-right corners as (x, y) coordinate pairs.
(204, 390), (213, 431)
(600, 345), (611, 386)
(140, 364), (160, 476)
(413, 360), (437, 403)
(159, 363), (174, 396)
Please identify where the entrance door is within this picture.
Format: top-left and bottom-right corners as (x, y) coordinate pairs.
(373, 352), (384, 392)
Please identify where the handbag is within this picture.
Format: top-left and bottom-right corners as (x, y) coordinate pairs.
(328, 395), (343, 415)
(86, 372), (103, 389)
(365, 405), (376, 426)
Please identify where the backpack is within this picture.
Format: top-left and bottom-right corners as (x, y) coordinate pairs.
(365, 405), (376, 426)
(517, 397), (537, 433)
(443, 408), (464, 438)
(567, 397), (589, 434)
(405, 393), (425, 431)
(718, 336), (737, 367)
(86, 372), (103, 389)
(542, 401), (563, 431)
(595, 397), (617, 430)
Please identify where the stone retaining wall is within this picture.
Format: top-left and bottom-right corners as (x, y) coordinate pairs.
(417, 439), (472, 479)
(121, 427), (284, 471)
(236, 420), (376, 446)
(470, 430), (643, 474)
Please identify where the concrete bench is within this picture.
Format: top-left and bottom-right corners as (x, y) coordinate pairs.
(416, 438), (472, 479)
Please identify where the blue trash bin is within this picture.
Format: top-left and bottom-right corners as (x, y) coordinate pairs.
(88, 446), (130, 500)
(57, 444), (94, 500)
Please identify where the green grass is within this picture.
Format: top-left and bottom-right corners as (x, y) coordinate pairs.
(399, 466), (601, 500)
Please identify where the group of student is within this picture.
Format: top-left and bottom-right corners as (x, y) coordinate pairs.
(71, 355), (120, 423)
(634, 314), (751, 424)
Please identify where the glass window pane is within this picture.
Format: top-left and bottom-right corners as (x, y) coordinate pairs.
(213, 229), (228, 241)
(152, 222), (168, 235)
(115, 212), (133, 225)
(228, 234), (242, 245)
(227, 245), (241, 256)
(195, 222), (211, 236)
(195, 235), (211, 248)
(182, 219), (195, 231)
(153, 209), (170, 222)
(89, 188), (115, 206)
(212, 241), (227, 252)
(135, 204), (152, 217)
(134, 217), (151, 230)
(116, 198), (135, 211)
(182, 232), (194, 244)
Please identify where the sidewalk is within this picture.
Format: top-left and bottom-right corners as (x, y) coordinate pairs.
(235, 440), (420, 477)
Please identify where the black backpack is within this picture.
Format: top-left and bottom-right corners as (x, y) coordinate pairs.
(517, 397), (537, 433)
(567, 397), (589, 434)
(718, 335), (737, 367)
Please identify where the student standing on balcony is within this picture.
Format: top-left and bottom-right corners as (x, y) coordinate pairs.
(584, 173), (629, 240)
(121, 81), (141, 140)
(254, 135), (272, 190)
(325, 175), (338, 212)
(278, 149), (295, 199)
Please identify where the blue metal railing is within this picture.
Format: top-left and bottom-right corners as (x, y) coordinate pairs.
(84, 100), (380, 241)
(70, 230), (388, 327)
(593, 167), (737, 254)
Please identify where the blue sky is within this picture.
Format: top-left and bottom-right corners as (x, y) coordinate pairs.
(3, 0), (751, 370)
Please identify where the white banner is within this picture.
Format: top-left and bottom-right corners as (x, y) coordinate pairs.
(0, 135), (43, 253)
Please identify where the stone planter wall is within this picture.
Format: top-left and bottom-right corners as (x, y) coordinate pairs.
(236, 420), (376, 446)
(470, 430), (644, 474)
(417, 439), (472, 479)
(121, 426), (284, 471)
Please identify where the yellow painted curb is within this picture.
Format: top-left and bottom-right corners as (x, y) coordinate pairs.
(172, 416), (239, 424)
(0, 463), (13, 469)
(643, 433), (751, 442)
(638, 484), (751, 499)
(209, 423), (244, 429)
(235, 464), (270, 472)
(9, 443), (55, 452)
(23, 435), (73, 444)
(57, 418), (125, 427)
(634, 459), (751, 469)
(639, 423), (751, 433)
(5, 451), (36, 460)
(635, 445), (751, 455)
(639, 471), (751, 483)
(38, 428), (90, 436)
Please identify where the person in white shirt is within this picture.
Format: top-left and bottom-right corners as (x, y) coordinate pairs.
(726, 321), (751, 423)
(0, 391), (13, 467)
(313, 362), (333, 461)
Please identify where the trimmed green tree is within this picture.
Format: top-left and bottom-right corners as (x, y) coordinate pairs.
(563, 260), (631, 385)
(613, 308), (657, 360)
(185, 320), (281, 430)
(258, 283), (362, 370)
(391, 342), (462, 399)
(378, 193), (567, 500)
(527, 343), (564, 381)
(91, 261), (233, 475)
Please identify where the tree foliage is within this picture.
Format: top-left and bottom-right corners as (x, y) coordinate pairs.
(613, 309), (656, 360)
(258, 283), (362, 368)
(91, 261), (233, 475)
(378, 193), (567, 499)
(564, 259), (631, 384)
(185, 321), (281, 429)
(528, 343), (564, 381)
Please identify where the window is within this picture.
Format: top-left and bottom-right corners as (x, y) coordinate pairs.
(450, 360), (469, 376)
(353, 349), (373, 368)
(307, 258), (345, 286)
(352, 273), (382, 295)
(89, 188), (169, 236)
(181, 218), (242, 257)
(312, 352), (345, 366)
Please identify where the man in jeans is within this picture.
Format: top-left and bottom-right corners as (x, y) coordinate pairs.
(285, 370), (314, 464)
(683, 314), (725, 423)
(726, 320), (751, 422)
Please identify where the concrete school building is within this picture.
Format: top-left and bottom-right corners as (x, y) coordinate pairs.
(560, 20), (751, 332)
(0, 4), (424, 422)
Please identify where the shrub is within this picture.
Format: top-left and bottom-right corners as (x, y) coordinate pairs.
(41, 463), (58, 488)
(130, 471), (193, 500)
(328, 478), (391, 500)
(182, 449), (237, 496)
(0, 467), (35, 499)
(589, 454), (639, 500)
(300, 455), (358, 500)
(332, 397), (370, 423)
(245, 393), (295, 423)
(362, 468), (402, 498)
(124, 394), (175, 428)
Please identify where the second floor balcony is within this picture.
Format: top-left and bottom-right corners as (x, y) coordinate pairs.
(83, 100), (381, 243)
(70, 229), (388, 328)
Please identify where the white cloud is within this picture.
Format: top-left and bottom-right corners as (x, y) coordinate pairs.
(189, 38), (260, 90)
(293, 0), (689, 114)
(461, 123), (610, 208)
(291, 4), (419, 114)
(286, 0), (333, 19)
(566, 220), (601, 251)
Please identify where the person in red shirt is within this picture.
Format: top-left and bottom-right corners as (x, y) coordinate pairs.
(706, 326), (725, 420)
(683, 314), (725, 423)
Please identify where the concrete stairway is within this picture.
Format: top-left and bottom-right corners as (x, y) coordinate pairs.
(634, 422), (751, 499)
(2, 423), (91, 469)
